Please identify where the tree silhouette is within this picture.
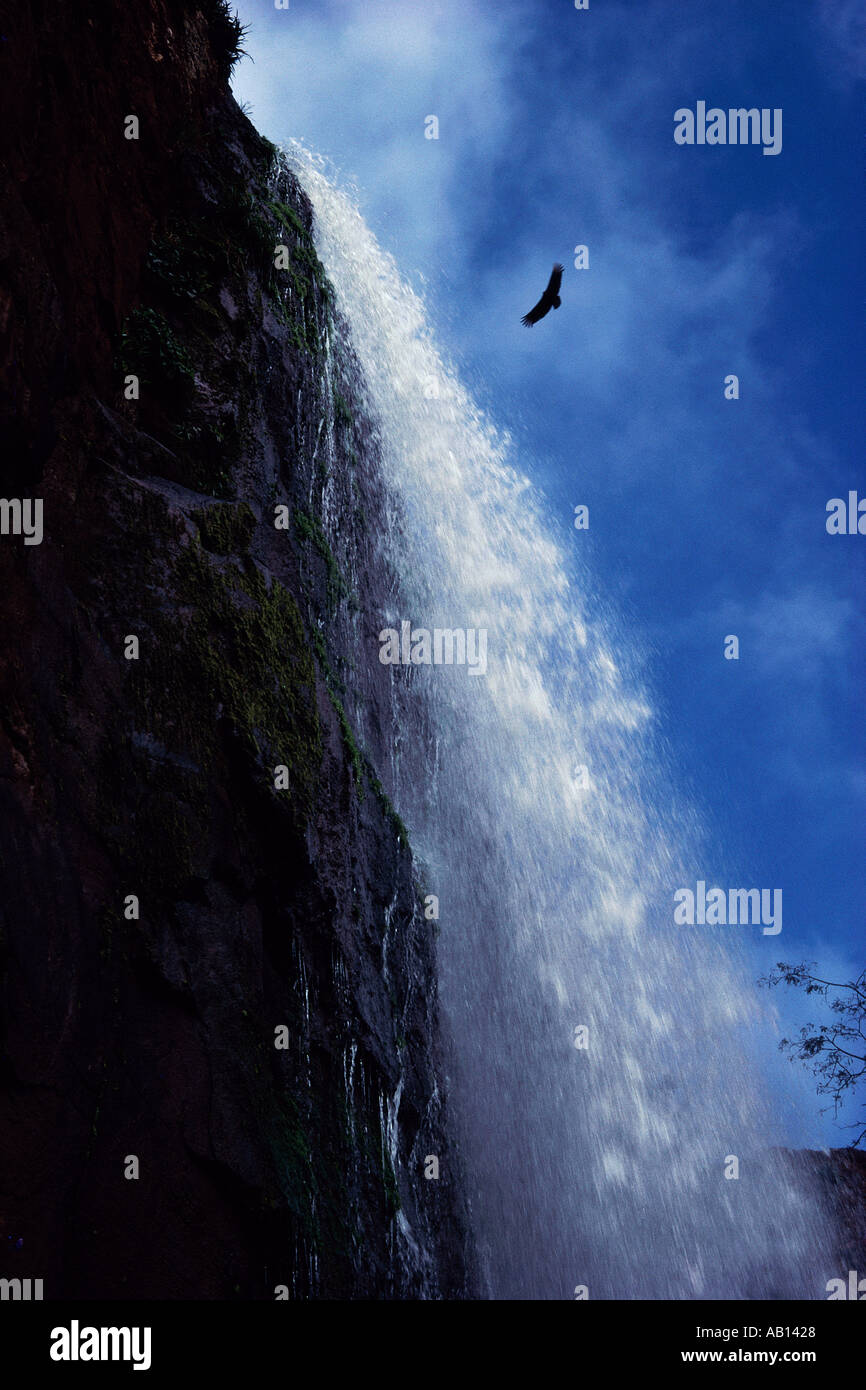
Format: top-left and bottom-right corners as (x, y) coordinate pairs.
(760, 962), (866, 1148)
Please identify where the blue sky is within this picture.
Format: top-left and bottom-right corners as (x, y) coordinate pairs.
(231, 0), (864, 1146)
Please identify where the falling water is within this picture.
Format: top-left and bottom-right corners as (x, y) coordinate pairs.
(284, 144), (835, 1300)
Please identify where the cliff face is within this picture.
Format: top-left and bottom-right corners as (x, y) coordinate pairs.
(781, 1149), (866, 1283)
(0, 1), (473, 1298)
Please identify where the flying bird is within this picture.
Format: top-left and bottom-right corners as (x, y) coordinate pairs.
(521, 263), (564, 326)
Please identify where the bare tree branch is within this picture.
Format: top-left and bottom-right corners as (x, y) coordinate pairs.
(759, 961), (866, 1147)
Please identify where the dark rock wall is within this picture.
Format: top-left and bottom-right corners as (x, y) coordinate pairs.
(0, 1), (473, 1299)
(779, 1148), (866, 1284)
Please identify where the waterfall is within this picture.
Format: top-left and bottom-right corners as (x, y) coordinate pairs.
(284, 143), (835, 1300)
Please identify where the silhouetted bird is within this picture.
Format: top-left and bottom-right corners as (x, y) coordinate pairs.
(521, 263), (564, 326)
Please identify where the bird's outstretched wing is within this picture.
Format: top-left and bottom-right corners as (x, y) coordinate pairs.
(547, 263), (564, 297)
(521, 263), (564, 326)
(521, 297), (548, 327)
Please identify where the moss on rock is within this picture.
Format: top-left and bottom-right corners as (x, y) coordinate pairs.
(119, 307), (196, 394)
(193, 500), (257, 555)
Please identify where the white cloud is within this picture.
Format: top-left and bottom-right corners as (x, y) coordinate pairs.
(232, 0), (516, 272)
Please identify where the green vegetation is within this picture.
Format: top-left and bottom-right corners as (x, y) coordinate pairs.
(298, 574), (410, 841)
(257, 136), (280, 174)
(333, 391), (353, 429)
(118, 157), (336, 506)
(308, 624), (345, 696)
(329, 691), (364, 791)
(293, 507), (349, 608)
(267, 197), (332, 297)
(224, 185), (275, 281)
(172, 422), (236, 499)
(143, 220), (227, 304)
(193, 500), (256, 555)
(266, 197), (308, 241)
(202, 0), (248, 79)
(118, 307), (195, 394)
(126, 539), (322, 830)
(181, 544), (321, 790)
(369, 772), (410, 847)
(265, 196), (335, 351)
(267, 1097), (319, 1240)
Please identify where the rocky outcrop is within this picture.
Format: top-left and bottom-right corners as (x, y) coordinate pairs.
(0, 0), (473, 1298)
(780, 1147), (866, 1284)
